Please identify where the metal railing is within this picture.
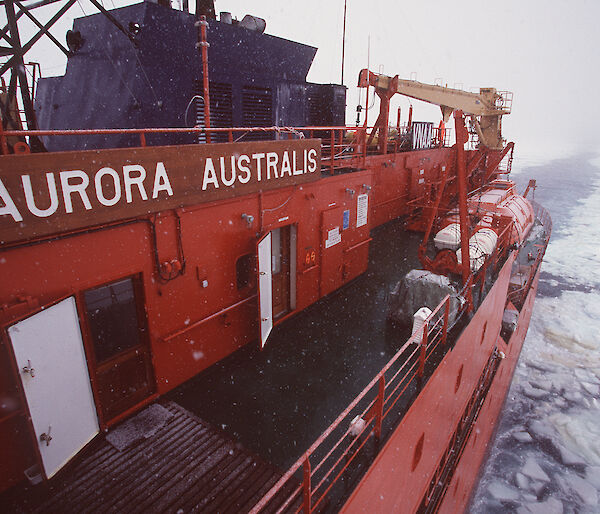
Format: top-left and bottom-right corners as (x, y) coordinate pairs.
(496, 143), (514, 175)
(250, 219), (519, 513)
(497, 91), (513, 114)
(249, 287), (475, 513)
(0, 120), (455, 171)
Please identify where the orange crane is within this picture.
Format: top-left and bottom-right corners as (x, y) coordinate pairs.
(358, 69), (512, 150)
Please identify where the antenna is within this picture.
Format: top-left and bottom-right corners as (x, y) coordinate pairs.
(341, 0), (347, 85)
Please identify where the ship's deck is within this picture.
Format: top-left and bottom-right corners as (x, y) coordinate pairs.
(1, 401), (300, 513)
(0, 218), (426, 512)
(169, 219), (424, 470)
(1, 215), (548, 512)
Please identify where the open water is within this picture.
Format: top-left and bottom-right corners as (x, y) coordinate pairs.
(470, 152), (600, 513)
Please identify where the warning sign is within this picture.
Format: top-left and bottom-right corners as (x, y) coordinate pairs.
(356, 194), (368, 228)
(325, 226), (341, 248)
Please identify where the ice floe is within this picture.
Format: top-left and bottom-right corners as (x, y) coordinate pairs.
(470, 154), (600, 512)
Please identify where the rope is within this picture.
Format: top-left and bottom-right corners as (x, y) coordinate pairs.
(184, 94), (204, 127)
(262, 188), (296, 213)
(234, 126), (305, 142)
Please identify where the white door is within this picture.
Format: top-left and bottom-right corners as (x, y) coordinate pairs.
(258, 232), (273, 348)
(8, 296), (99, 479)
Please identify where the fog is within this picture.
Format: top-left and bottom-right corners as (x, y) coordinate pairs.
(229, 0), (600, 160)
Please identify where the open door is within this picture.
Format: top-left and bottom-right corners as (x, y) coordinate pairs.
(257, 232), (273, 348)
(8, 297), (99, 479)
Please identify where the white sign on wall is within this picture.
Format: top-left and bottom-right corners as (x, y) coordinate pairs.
(357, 194), (369, 228)
(325, 226), (341, 248)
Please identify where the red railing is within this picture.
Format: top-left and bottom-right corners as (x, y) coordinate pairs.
(497, 91), (513, 114)
(496, 143), (514, 175)
(250, 218), (523, 513)
(249, 286), (473, 513)
(0, 125), (370, 174)
(0, 121), (454, 172)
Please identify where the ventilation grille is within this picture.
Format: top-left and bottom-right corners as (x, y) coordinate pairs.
(308, 93), (321, 126)
(194, 81), (233, 143)
(242, 86), (272, 140)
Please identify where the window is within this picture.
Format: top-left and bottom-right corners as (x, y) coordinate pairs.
(236, 254), (256, 290)
(83, 277), (144, 363)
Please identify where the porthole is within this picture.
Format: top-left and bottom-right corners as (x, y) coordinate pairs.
(412, 433), (425, 471)
(455, 364), (464, 393)
(480, 321), (488, 345)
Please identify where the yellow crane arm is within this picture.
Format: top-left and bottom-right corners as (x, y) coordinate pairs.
(358, 69), (511, 149)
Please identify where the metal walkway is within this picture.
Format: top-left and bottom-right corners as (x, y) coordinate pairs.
(2, 401), (298, 513)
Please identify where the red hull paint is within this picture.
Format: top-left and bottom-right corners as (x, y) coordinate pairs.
(439, 269), (541, 513)
(342, 251), (516, 513)
(369, 148), (455, 227)
(0, 142), (494, 493)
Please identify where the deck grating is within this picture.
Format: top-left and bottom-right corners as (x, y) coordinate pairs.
(1, 401), (293, 513)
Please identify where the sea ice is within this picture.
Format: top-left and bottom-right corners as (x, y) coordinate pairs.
(522, 384), (549, 399)
(527, 360), (559, 373)
(528, 419), (556, 441)
(528, 379), (553, 392)
(516, 497), (563, 514)
(487, 482), (520, 502)
(581, 382), (599, 396)
(528, 480), (546, 496)
(557, 473), (599, 506)
(566, 474), (598, 505)
(522, 457), (550, 482)
(551, 411), (600, 465)
(563, 391), (584, 403)
(575, 368), (595, 382)
(513, 431), (533, 443)
(585, 466), (600, 488)
(515, 472), (529, 489)
(556, 442), (587, 468)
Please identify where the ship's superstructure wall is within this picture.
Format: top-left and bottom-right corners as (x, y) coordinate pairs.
(35, 3), (345, 151)
(0, 141), (457, 491)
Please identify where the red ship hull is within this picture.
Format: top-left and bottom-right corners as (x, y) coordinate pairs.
(342, 255), (542, 512)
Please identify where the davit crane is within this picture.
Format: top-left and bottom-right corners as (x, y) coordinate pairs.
(357, 69), (512, 150)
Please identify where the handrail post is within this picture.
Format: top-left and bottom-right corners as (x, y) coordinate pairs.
(139, 132), (146, 147)
(442, 299), (449, 346)
(0, 121), (8, 155)
(375, 375), (385, 439)
(330, 129), (335, 174)
(228, 130), (233, 143)
(303, 454), (312, 513)
(362, 127), (367, 162)
(352, 128), (359, 161)
(418, 322), (428, 388)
